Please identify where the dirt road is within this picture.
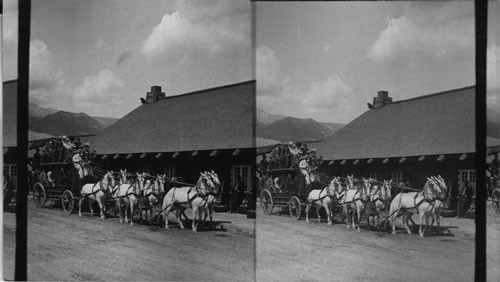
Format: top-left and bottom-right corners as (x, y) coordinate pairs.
(3, 198), (255, 281)
(256, 207), (475, 282)
(487, 200), (500, 282)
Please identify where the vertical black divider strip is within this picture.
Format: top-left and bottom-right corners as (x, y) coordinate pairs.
(15, 0), (31, 280)
(475, 0), (487, 281)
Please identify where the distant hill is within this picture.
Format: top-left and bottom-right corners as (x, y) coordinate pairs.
(320, 122), (346, 133)
(258, 116), (336, 142)
(29, 103), (58, 118)
(488, 108), (500, 138)
(28, 103), (119, 136)
(257, 108), (286, 125)
(93, 116), (119, 128)
(31, 111), (105, 136)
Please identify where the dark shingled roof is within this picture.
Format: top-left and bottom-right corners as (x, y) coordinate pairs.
(316, 86), (475, 160)
(3, 80), (17, 147)
(91, 80), (255, 155)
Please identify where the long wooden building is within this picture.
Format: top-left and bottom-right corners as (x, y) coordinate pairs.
(90, 80), (256, 205)
(315, 86), (476, 203)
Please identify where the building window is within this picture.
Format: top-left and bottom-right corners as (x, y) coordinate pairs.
(391, 171), (411, 185)
(231, 165), (252, 191)
(163, 166), (176, 179)
(391, 171), (404, 184)
(3, 164), (17, 177)
(458, 170), (476, 190)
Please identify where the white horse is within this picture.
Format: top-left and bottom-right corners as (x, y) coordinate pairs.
(388, 177), (442, 237)
(78, 171), (115, 219)
(116, 171), (145, 226)
(305, 177), (340, 225)
(140, 174), (166, 224)
(162, 172), (215, 232)
(201, 170), (221, 229)
(342, 177), (371, 232)
(428, 175), (448, 233)
(366, 179), (392, 229)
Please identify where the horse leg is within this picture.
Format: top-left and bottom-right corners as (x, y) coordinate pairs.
(129, 201), (134, 226)
(419, 212), (426, 237)
(97, 198), (105, 220)
(404, 213), (412, 234)
(88, 199), (94, 217)
(326, 203), (332, 225)
(163, 205), (171, 229)
(316, 205), (321, 223)
(305, 202), (311, 224)
(357, 207), (362, 232)
(177, 208), (186, 229)
(78, 197), (83, 217)
(343, 205), (350, 229)
(192, 206), (198, 232)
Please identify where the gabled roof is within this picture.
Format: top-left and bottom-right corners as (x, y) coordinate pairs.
(91, 80), (255, 155)
(3, 80), (18, 147)
(316, 86), (475, 160)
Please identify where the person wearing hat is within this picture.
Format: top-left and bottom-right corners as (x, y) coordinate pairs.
(72, 149), (84, 178)
(457, 180), (473, 218)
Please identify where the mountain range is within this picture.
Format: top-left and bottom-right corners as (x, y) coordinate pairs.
(256, 109), (345, 142)
(487, 108), (500, 138)
(28, 103), (500, 143)
(29, 103), (119, 137)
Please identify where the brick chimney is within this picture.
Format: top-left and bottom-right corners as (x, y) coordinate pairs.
(371, 90), (392, 109)
(145, 86), (166, 103)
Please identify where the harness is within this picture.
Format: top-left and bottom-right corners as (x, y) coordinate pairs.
(81, 179), (107, 198)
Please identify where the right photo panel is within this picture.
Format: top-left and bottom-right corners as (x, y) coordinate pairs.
(255, 2), (476, 281)
(488, 1), (500, 281)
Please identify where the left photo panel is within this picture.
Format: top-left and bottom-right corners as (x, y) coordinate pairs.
(3, 0), (256, 280)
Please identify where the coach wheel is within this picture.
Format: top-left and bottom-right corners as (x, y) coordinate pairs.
(260, 189), (273, 215)
(33, 183), (46, 208)
(289, 196), (302, 220)
(62, 190), (75, 214)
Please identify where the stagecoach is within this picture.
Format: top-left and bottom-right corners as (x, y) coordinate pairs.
(32, 161), (83, 214)
(259, 167), (308, 220)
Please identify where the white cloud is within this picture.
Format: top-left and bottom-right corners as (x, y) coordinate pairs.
(256, 45), (290, 92)
(256, 44), (353, 122)
(323, 42), (331, 53)
(302, 75), (352, 111)
(488, 45), (500, 109)
(488, 45), (500, 89)
(74, 69), (125, 107)
(3, 0), (18, 42)
(29, 40), (66, 105)
(368, 14), (473, 62)
(141, 0), (250, 58)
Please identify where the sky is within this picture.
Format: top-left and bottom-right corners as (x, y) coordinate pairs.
(256, 1), (488, 123)
(2, 1), (499, 122)
(488, 2), (500, 111)
(2, 0), (252, 118)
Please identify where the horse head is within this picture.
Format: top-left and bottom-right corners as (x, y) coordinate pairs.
(346, 174), (355, 190)
(361, 177), (371, 201)
(119, 169), (128, 185)
(423, 177), (439, 201)
(197, 172), (214, 195)
(155, 174), (166, 195)
(382, 179), (392, 201)
(207, 170), (221, 195)
(136, 172), (145, 193)
(103, 171), (115, 192)
(432, 175), (448, 201)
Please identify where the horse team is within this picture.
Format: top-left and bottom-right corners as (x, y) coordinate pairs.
(305, 175), (448, 237)
(77, 169), (221, 232)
